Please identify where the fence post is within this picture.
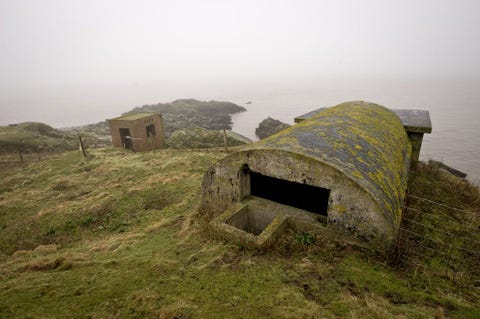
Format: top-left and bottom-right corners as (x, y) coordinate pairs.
(394, 190), (410, 264)
(18, 149), (24, 163)
(223, 130), (228, 152)
(78, 135), (87, 158)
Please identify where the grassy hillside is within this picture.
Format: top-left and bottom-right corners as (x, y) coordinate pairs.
(0, 122), (108, 154)
(0, 148), (479, 318)
(0, 122), (78, 153)
(167, 125), (250, 149)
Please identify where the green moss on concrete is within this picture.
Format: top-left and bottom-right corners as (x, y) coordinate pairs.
(244, 101), (410, 226)
(110, 112), (158, 121)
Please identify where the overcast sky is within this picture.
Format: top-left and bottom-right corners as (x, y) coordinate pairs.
(1, 0), (480, 125)
(2, 0), (480, 86)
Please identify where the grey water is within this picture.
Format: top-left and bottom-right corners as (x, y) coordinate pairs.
(1, 77), (479, 183)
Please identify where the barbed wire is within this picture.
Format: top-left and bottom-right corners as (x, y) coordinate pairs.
(403, 237), (469, 263)
(401, 217), (480, 245)
(401, 205), (479, 231)
(408, 194), (479, 214)
(397, 193), (480, 287)
(409, 255), (477, 283)
(403, 238), (437, 254)
(401, 238), (478, 281)
(401, 204), (460, 223)
(402, 253), (475, 286)
(399, 227), (480, 255)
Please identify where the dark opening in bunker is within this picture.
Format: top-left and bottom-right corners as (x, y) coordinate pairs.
(249, 171), (330, 216)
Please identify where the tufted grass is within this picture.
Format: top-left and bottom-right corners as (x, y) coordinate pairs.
(0, 148), (479, 318)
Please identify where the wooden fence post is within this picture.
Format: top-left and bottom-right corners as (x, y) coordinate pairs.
(223, 130), (228, 152)
(78, 135), (87, 158)
(394, 190), (410, 264)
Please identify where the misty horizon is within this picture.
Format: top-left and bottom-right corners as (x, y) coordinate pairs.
(1, 74), (479, 128)
(2, 0), (480, 127)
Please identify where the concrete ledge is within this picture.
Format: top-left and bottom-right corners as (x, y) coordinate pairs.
(209, 202), (289, 249)
(208, 197), (331, 248)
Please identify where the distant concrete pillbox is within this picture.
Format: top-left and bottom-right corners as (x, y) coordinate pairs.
(108, 112), (165, 152)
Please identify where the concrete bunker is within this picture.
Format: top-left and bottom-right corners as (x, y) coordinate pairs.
(200, 101), (431, 250)
(108, 112), (165, 152)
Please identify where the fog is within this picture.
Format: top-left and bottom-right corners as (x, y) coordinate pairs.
(1, 0), (480, 126)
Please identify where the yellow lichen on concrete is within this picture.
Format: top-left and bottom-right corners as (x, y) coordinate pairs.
(244, 101), (411, 226)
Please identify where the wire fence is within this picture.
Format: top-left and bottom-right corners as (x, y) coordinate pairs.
(0, 151), (45, 166)
(396, 193), (480, 288)
(0, 135), (93, 167)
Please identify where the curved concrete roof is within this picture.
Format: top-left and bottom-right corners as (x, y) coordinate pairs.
(244, 101), (411, 224)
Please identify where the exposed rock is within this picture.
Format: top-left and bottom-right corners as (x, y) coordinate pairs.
(124, 99), (246, 137)
(255, 117), (290, 139)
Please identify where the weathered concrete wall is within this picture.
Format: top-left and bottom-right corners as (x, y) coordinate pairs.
(201, 149), (395, 246)
(109, 120), (126, 148)
(407, 132), (423, 169)
(249, 101), (411, 226)
(200, 101), (412, 249)
(210, 201), (290, 249)
(109, 113), (165, 152)
(226, 204), (276, 235)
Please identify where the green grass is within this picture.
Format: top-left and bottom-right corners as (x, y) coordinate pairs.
(0, 122), (79, 153)
(167, 125), (248, 149)
(0, 148), (479, 318)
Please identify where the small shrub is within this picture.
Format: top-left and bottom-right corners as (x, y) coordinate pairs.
(295, 231), (316, 246)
